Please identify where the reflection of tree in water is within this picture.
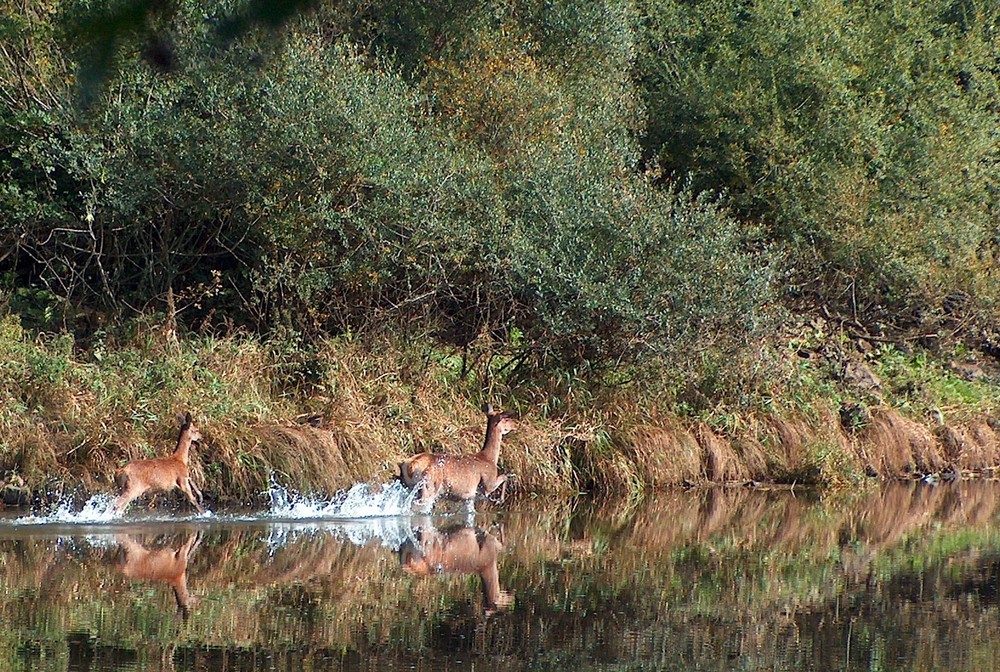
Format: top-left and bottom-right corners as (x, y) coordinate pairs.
(3, 483), (1000, 669)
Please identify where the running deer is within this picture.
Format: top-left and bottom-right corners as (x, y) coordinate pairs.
(398, 404), (517, 512)
(113, 412), (205, 515)
(399, 524), (514, 615)
(115, 532), (201, 619)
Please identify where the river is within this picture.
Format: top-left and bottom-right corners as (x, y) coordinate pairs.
(2, 480), (999, 671)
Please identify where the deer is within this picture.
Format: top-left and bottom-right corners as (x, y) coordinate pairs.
(398, 404), (517, 512)
(398, 524), (514, 616)
(115, 531), (202, 619)
(113, 412), (205, 515)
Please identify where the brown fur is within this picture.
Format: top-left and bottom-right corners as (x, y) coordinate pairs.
(116, 532), (201, 618)
(113, 413), (205, 515)
(398, 525), (513, 615)
(398, 451), (437, 488)
(399, 404), (517, 512)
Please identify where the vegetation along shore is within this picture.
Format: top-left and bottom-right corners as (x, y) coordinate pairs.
(1, 1), (999, 505)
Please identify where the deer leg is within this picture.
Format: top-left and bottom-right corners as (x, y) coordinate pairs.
(113, 480), (142, 515)
(178, 478), (205, 514)
(415, 479), (438, 514)
(189, 479), (204, 505)
(485, 474), (508, 503)
(113, 491), (137, 515)
(416, 491), (435, 514)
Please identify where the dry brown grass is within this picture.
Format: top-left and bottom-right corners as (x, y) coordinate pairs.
(762, 414), (813, 478)
(5, 319), (1000, 502)
(935, 421), (1000, 470)
(695, 422), (748, 483)
(623, 421), (702, 486)
(586, 403), (1000, 488)
(857, 408), (944, 476)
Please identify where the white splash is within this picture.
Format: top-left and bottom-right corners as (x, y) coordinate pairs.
(3, 479), (421, 528)
(257, 480), (425, 551)
(265, 480), (419, 520)
(12, 493), (119, 525)
(7, 492), (217, 526)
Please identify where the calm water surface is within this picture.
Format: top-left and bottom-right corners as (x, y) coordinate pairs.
(2, 481), (1000, 671)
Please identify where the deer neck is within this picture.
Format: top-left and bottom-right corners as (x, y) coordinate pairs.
(171, 575), (192, 612)
(479, 419), (503, 465)
(172, 431), (193, 465)
(479, 559), (503, 609)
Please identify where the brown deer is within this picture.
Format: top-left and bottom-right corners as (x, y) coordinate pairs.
(113, 412), (205, 515)
(399, 524), (514, 615)
(115, 531), (201, 619)
(399, 404), (517, 512)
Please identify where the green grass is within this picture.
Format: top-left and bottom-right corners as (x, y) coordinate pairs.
(1, 308), (999, 500)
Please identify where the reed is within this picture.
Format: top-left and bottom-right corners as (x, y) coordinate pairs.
(2, 313), (1000, 505)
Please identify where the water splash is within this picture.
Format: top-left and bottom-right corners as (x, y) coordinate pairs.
(265, 479), (419, 520)
(3, 479), (420, 527)
(257, 480), (424, 551)
(7, 492), (217, 526)
(12, 493), (119, 525)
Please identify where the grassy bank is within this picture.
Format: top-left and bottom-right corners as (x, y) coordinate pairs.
(4, 0), (1000, 506)
(1, 313), (999, 507)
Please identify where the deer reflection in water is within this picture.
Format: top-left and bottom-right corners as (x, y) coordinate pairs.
(114, 531), (201, 619)
(399, 523), (514, 616)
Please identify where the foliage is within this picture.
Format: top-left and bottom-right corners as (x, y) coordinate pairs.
(872, 343), (1000, 417)
(0, 0), (771, 375)
(638, 0), (1000, 335)
(3, 0), (1000, 493)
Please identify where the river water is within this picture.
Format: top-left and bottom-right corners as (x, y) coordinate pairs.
(2, 480), (1000, 671)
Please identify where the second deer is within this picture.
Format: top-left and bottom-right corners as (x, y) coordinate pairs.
(399, 524), (514, 615)
(399, 404), (517, 512)
(113, 412), (206, 515)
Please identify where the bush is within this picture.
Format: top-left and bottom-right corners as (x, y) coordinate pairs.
(1, 0), (773, 373)
(638, 0), (1000, 333)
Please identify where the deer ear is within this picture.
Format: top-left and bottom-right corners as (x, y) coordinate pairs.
(185, 412), (193, 426)
(482, 403), (494, 414)
(176, 412), (187, 428)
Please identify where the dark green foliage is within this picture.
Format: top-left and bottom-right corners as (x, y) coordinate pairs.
(638, 0), (1000, 334)
(24, 0), (999, 377)
(0, 0), (772, 373)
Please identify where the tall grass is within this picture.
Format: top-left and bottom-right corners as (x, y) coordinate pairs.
(2, 311), (1000, 504)
(0, 315), (575, 503)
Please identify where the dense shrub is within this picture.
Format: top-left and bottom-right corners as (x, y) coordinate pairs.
(638, 0), (1000, 334)
(0, 0), (771, 372)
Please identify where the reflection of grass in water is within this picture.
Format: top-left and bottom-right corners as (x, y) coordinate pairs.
(0, 532), (480, 669)
(504, 482), (1000, 622)
(873, 525), (1000, 579)
(5, 484), (1000, 670)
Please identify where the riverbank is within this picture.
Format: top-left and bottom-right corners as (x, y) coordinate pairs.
(1, 314), (999, 507)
